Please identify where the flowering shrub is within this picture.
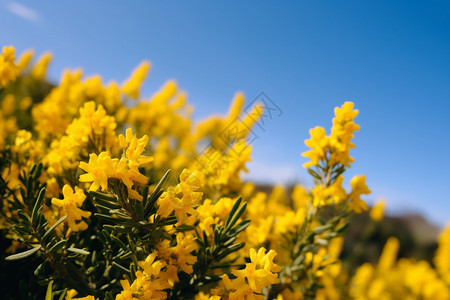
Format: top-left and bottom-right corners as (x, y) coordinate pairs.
(0, 46), (449, 300)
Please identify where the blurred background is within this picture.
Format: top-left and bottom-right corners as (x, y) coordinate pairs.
(1, 1), (449, 262)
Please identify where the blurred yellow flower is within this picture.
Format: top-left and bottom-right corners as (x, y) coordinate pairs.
(0, 46), (20, 87)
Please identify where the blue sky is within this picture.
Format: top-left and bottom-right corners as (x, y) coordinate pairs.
(1, 1), (449, 226)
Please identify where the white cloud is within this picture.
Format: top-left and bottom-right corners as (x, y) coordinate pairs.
(5, 2), (41, 22)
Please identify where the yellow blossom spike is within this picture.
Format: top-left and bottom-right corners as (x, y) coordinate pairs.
(121, 60), (151, 99)
(227, 92), (245, 122)
(0, 46), (20, 87)
(302, 126), (328, 168)
(377, 237), (400, 272)
(31, 52), (52, 80)
(17, 49), (34, 70)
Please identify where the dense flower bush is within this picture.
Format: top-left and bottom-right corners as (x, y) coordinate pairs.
(0, 45), (449, 300)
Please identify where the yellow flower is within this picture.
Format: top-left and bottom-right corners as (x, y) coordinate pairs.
(291, 185), (310, 210)
(79, 152), (118, 191)
(370, 199), (386, 221)
(302, 102), (360, 168)
(435, 225), (450, 285)
(329, 102), (360, 166)
(302, 126), (328, 168)
(310, 177), (347, 207)
(327, 175), (347, 204)
(377, 237), (399, 273)
(0, 46), (20, 87)
(17, 49), (34, 70)
(31, 52), (52, 80)
(232, 247), (281, 293)
(119, 127), (153, 169)
(348, 175), (371, 213)
(195, 292), (221, 300)
(157, 169), (203, 221)
(66, 101), (117, 150)
(121, 60), (151, 99)
(51, 185), (91, 232)
(171, 233), (198, 274)
(138, 252), (166, 277)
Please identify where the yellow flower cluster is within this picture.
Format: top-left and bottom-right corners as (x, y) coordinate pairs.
(51, 184), (91, 232)
(1, 45), (448, 300)
(0, 46), (20, 87)
(31, 52), (52, 80)
(79, 128), (151, 201)
(351, 236), (450, 300)
(121, 61), (151, 99)
(157, 169), (203, 222)
(116, 233), (199, 300)
(302, 102), (360, 168)
(44, 101), (117, 178)
(116, 252), (172, 300)
(222, 248), (281, 299)
(435, 225), (450, 285)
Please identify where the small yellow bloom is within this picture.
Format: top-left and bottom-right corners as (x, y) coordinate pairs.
(157, 169), (203, 221)
(370, 199), (386, 221)
(231, 247), (281, 293)
(79, 152), (118, 191)
(51, 185), (91, 232)
(348, 175), (371, 213)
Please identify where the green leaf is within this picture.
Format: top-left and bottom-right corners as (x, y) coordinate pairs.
(58, 289), (67, 300)
(5, 245), (41, 260)
(119, 251), (133, 260)
(90, 190), (118, 202)
(307, 168), (322, 180)
(13, 225), (31, 235)
(134, 199), (144, 220)
(145, 169), (171, 216)
(175, 224), (195, 232)
(48, 240), (66, 253)
(105, 292), (114, 300)
(110, 235), (128, 251)
(141, 185), (149, 209)
(225, 201), (247, 232)
(42, 215), (67, 241)
(93, 197), (121, 209)
(34, 163), (43, 181)
(336, 222), (349, 233)
(45, 280), (53, 300)
(17, 209), (31, 224)
(95, 213), (119, 222)
(225, 197), (242, 227)
(31, 187), (46, 224)
(226, 219), (251, 238)
(215, 242), (245, 261)
(313, 223), (333, 235)
(112, 261), (130, 274)
(67, 247), (90, 255)
(27, 176), (33, 202)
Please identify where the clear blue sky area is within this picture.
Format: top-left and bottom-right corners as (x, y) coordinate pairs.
(1, 1), (449, 225)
